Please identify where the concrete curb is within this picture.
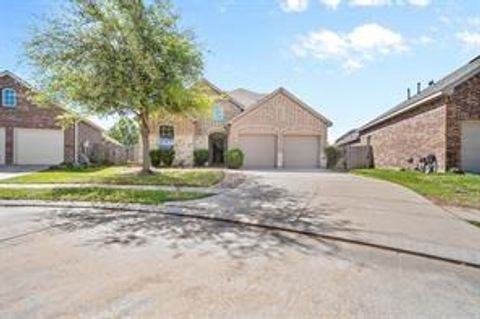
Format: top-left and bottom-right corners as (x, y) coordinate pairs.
(1, 199), (479, 270)
(0, 183), (218, 194)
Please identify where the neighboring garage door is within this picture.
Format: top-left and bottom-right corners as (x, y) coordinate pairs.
(0, 128), (5, 165)
(14, 128), (64, 165)
(284, 135), (319, 169)
(462, 122), (480, 173)
(239, 134), (276, 168)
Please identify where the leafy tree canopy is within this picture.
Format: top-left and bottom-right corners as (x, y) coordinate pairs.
(109, 117), (139, 146)
(25, 0), (209, 172)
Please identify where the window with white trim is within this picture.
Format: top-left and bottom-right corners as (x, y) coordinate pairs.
(159, 125), (174, 150)
(2, 88), (17, 107)
(212, 104), (224, 122)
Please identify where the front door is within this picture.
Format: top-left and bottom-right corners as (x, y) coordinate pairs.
(209, 133), (226, 166)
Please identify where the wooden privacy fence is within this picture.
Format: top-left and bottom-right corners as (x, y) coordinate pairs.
(338, 145), (373, 170)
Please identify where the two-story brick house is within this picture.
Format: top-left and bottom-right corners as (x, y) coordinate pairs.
(0, 70), (126, 165)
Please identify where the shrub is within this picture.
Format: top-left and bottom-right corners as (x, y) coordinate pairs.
(225, 149), (244, 169)
(325, 146), (341, 169)
(149, 150), (162, 167)
(193, 149), (209, 167)
(161, 149), (175, 167)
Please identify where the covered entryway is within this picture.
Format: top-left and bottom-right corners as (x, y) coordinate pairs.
(0, 128), (5, 165)
(462, 121), (480, 173)
(209, 132), (227, 166)
(284, 135), (319, 169)
(14, 128), (64, 165)
(239, 134), (276, 168)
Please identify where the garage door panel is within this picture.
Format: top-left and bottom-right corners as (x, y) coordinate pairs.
(462, 122), (480, 173)
(239, 135), (276, 168)
(15, 128), (64, 165)
(284, 135), (319, 169)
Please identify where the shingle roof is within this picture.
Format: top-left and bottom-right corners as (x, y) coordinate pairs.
(335, 129), (360, 146)
(360, 55), (480, 131)
(228, 88), (266, 108)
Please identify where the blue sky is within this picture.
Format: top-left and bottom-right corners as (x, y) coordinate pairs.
(1, 0), (480, 141)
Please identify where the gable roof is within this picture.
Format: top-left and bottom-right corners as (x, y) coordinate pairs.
(360, 55), (480, 132)
(230, 87), (332, 126)
(228, 88), (265, 108)
(335, 129), (360, 146)
(0, 70), (107, 134)
(200, 78), (244, 111)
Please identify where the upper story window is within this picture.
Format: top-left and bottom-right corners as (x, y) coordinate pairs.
(2, 88), (17, 107)
(159, 125), (174, 150)
(212, 104), (224, 122)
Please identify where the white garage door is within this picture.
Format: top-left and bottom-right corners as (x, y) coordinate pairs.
(0, 128), (5, 165)
(239, 135), (276, 168)
(462, 122), (480, 173)
(284, 135), (319, 169)
(15, 128), (64, 165)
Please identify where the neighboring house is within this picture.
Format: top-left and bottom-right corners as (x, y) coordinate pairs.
(339, 56), (480, 173)
(335, 129), (360, 147)
(0, 70), (127, 165)
(143, 79), (332, 169)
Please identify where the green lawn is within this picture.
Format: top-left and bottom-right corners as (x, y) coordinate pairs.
(0, 187), (208, 205)
(354, 169), (480, 209)
(2, 166), (225, 187)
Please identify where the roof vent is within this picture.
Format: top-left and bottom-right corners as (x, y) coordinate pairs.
(417, 82), (422, 94)
(428, 80), (435, 86)
(407, 88), (411, 100)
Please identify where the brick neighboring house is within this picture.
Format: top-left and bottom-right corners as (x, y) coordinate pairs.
(0, 70), (128, 165)
(338, 56), (480, 173)
(141, 79), (332, 169)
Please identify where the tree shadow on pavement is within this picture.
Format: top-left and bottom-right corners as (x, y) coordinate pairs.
(41, 175), (355, 260)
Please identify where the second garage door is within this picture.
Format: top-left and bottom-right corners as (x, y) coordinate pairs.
(462, 121), (480, 173)
(239, 134), (276, 168)
(284, 135), (319, 169)
(14, 128), (64, 165)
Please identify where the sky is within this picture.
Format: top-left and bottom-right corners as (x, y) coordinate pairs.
(1, 0), (480, 141)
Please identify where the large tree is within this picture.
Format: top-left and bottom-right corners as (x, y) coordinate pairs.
(25, 0), (209, 173)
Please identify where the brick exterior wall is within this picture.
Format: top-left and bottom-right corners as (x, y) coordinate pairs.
(0, 73), (126, 165)
(0, 74), (75, 164)
(77, 121), (104, 161)
(229, 91), (329, 168)
(360, 96), (448, 171)
(446, 73), (480, 169)
(149, 88), (241, 166)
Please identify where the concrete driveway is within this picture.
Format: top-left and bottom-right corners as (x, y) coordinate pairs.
(1, 170), (480, 318)
(0, 165), (47, 180)
(168, 170), (480, 265)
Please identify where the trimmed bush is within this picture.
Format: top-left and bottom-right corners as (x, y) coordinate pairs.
(149, 150), (162, 167)
(225, 149), (244, 169)
(194, 149), (209, 167)
(162, 149), (175, 167)
(325, 146), (341, 169)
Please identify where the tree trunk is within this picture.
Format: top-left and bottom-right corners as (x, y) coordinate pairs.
(140, 118), (152, 174)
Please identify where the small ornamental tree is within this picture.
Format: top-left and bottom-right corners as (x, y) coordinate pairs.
(109, 117), (139, 146)
(25, 0), (209, 173)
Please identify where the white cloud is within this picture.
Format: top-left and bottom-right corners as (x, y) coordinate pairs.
(349, 0), (392, 7)
(292, 23), (408, 71)
(319, 0), (342, 9)
(280, 0), (309, 12)
(406, 0), (431, 7)
(457, 32), (480, 48)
